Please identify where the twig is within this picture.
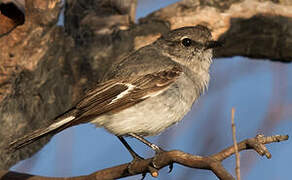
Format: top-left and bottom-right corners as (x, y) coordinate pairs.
(231, 108), (240, 180)
(0, 134), (288, 180)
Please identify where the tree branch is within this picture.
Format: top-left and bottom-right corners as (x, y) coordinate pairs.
(231, 108), (240, 180)
(136, 0), (292, 62)
(0, 134), (288, 180)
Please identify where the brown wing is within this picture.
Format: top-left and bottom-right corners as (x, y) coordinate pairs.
(75, 66), (183, 121)
(7, 66), (182, 151)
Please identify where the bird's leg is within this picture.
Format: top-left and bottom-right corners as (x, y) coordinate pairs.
(128, 133), (173, 172)
(128, 133), (164, 153)
(118, 136), (143, 161)
(118, 136), (151, 179)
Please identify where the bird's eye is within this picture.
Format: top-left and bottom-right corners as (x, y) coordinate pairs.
(181, 38), (192, 47)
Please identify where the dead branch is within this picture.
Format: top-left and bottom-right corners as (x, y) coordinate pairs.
(231, 108), (240, 180)
(0, 134), (288, 180)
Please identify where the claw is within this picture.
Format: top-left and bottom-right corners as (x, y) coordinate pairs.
(117, 136), (160, 178)
(152, 148), (174, 174)
(127, 154), (159, 179)
(123, 134), (174, 177)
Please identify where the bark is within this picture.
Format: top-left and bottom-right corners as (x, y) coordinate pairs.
(0, 0), (291, 172)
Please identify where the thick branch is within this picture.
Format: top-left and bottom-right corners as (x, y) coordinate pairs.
(0, 134), (288, 180)
(136, 0), (292, 62)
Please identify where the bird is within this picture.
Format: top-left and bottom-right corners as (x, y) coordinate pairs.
(8, 25), (221, 163)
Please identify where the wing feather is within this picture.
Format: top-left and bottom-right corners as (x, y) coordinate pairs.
(75, 66), (183, 120)
(7, 66), (183, 151)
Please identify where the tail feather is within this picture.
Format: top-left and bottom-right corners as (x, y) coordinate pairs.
(8, 116), (75, 151)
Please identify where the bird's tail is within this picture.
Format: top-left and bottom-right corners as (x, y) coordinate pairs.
(8, 116), (76, 151)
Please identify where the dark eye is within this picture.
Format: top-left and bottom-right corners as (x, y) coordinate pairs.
(182, 38), (192, 47)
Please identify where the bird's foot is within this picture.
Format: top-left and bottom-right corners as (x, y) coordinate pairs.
(127, 134), (174, 175)
(128, 153), (159, 180)
(151, 145), (174, 173)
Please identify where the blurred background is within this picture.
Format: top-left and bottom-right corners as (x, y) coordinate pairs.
(11, 0), (292, 179)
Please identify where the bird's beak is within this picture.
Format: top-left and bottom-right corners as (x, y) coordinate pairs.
(205, 40), (223, 50)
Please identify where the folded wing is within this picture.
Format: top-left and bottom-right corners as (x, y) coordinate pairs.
(8, 66), (182, 151)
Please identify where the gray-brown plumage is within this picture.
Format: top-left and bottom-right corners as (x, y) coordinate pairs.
(8, 25), (220, 152)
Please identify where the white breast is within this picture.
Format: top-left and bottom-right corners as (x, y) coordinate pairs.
(91, 73), (206, 137)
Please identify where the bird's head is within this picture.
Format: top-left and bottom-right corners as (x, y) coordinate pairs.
(155, 25), (221, 71)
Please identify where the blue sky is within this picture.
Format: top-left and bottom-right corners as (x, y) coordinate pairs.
(11, 1), (292, 179)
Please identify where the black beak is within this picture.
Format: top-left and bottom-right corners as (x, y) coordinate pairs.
(205, 40), (223, 50)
